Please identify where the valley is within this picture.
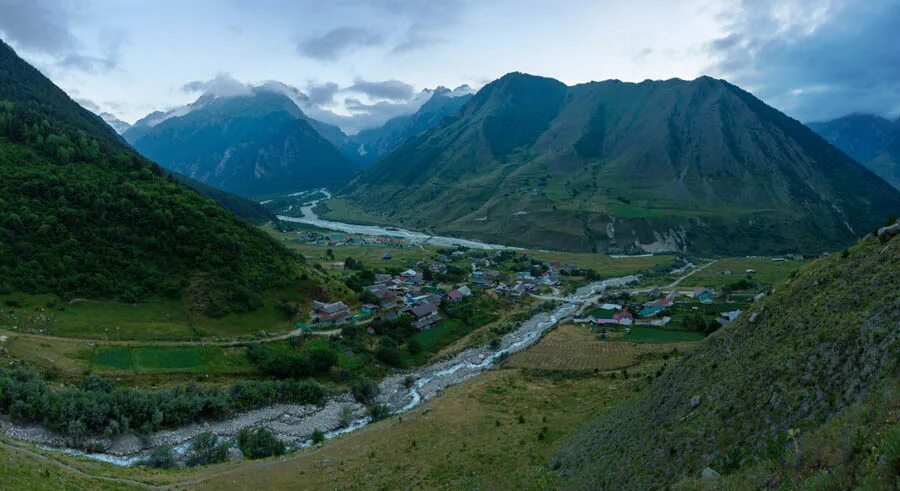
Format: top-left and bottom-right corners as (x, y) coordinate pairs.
(0, 11), (898, 489)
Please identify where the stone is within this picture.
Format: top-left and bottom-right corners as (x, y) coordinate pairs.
(226, 447), (244, 462)
(690, 395), (701, 409)
(877, 222), (900, 243)
(702, 467), (721, 480)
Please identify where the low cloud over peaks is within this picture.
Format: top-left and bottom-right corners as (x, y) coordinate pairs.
(346, 79), (414, 101)
(182, 74), (253, 98)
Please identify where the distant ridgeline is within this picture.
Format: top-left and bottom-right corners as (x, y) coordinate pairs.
(809, 113), (900, 191)
(553, 224), (900, 489)
(341, 73), (900, 254)
(0, 40), (299, 315)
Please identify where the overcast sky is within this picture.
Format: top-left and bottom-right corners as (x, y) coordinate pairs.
(1, 0), (897, 131)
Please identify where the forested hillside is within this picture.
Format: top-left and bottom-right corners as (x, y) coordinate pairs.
(0, 40), (299, 315)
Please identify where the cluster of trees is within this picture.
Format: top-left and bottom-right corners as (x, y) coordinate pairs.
(246, 343), (338, 378)
(0, 369), (326, 440)
(236, 426), (286, 459)
(0, 95), (299, 315)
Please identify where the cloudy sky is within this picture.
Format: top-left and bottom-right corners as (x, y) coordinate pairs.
(1, 0), (897, 132)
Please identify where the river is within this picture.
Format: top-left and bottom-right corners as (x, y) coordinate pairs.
(1, 208), (639, 467)
(276, 189), (521, 250)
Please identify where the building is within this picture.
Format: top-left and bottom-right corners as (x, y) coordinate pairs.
(613, 310), (634, 325)
(447, 289), (464, 302)
(457, 285), (472, 297)
(410, 302), (441, 329)
(693, 288), (715, 304)
(309, 301), (351, 325)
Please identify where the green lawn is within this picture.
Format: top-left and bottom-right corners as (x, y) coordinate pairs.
(525, 250), (675, 277)
(91, 345), (255, 373)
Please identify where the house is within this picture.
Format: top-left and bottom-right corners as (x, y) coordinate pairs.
(309, 301), (351, 325)
(639, 305), (664, 318)
(451, 250), (466, 257)
(447, 289), (464, 302)
(456, 285), (472, 297)
(646, 293), (675, 309)
(613, 310), (634, 325)
(471, 269), (501, 288)
(410, 302), (441, 329)
(374, 273), (392, 284)
(330, 262), (345, 270)
(693, 288), (715, 304)
(600, 303), (622, 311)
(429, 262), (448, 274)
(720, 309), (742, 322)
(745, 269), (756, 274)
(510, 281), (530, 297)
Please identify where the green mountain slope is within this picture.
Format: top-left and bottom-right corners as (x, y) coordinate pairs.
(351, 88), (473, 163)
(342, 73), (900, 254)
(124, 90), (358, 197)
(0, 40), (298, 315)
(168, 171), (275, 225)
(553, 226), (900, 489)
(809, 113), (900, 190)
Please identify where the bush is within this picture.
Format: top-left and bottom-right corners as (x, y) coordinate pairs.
(367, 403), (390, 422)
(351, 376), (379, 404)
(145, 444), (177, 469)
(185, 432), (229, 467)
(237, 426), (286, 459)
(311, 428), (325, 444)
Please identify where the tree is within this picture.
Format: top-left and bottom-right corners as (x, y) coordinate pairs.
(351, 376), (379, 404)
(311, 428), (325, 444)
(185, 432), (229, 466)
(309, 348), (337, 374)
(237, 426), (286, 459)
(145, 444), (177, 469)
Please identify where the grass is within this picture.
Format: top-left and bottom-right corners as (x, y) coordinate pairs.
(0, 282), (333, 342)
(317, 198), (395, 226)
(620, 327), (706, 344)
(671, 256), (809, 289)
(506, 323), (695, 372)
(90, 346), (255, 374)
(524, 249), (674, 276)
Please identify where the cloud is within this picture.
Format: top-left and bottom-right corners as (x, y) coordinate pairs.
(296, 27), (385, 61)
(182, 73), (253, 98)
(346, 78), (414, 100)
(306, 82), (340, 105)
(74, 97), (100, 112)
(708, 0), (900, 121)
(0, 0), (75, 54)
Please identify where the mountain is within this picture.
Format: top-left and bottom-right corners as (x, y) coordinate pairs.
(168, 171), (276, 225)
(123, 88), (358, 197)
(99, 112), (131, 134)
(553, 225), (900, 489)
(0, 39), (299, 315)
(341, 73), (900, 254)
(808, 113), (900, 190)
(351, 86), (474, 163)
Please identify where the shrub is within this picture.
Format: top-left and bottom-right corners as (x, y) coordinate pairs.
(311, 428), (325, 444)
(367, 403), (390, 422)
(145, 444), (177, 469)
(237, 426), (286, 459)
(351, 376), (379, 404)
(185, 432), (229, 467)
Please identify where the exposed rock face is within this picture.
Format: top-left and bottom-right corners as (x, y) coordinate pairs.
(877, 221), (900, 242)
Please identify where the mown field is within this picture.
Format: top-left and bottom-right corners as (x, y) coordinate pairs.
(524, 250), (675, 276)
(505, 324), (696, 372)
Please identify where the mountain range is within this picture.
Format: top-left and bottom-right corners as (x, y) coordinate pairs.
(0, 40), (301, 315)
(350, 86), (473, 163)
(808, 113), (900, 190)
(339, 73), (900, 254)
(123, 87), (359, 197)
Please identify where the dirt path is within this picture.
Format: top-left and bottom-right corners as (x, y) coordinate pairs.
(663, 259), (718, 289)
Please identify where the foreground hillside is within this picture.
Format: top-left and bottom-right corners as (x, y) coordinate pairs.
(341, 73), (900, 254)
(0, 40), (299, 315)
(125, 89), (357, 197)
(554, 225), (900, 489)
(809, 113), (900, 190)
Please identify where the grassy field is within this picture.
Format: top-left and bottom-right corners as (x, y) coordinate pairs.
(621, 327), (706, 344)
(505, 323), (695, 372)
(317, 197), (395, 226)
(524, 249), (674, 276)
(670, 257), (809, 289)
(90, 346), (255, 373)
(0, 279), (337, 342)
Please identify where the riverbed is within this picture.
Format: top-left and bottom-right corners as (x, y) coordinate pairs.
(276, 189), (520, 250)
